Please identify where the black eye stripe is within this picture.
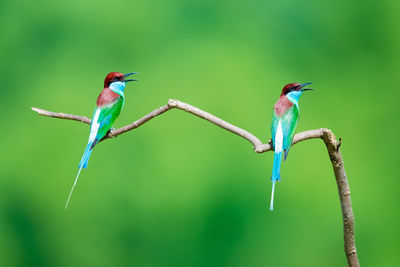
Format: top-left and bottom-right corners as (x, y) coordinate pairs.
(285, 86), (300, 94)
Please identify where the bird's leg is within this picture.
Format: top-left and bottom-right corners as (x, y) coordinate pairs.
(107, 127), (116, 136)
(98, 128), (117, 143)
(268, 138), (274, 150)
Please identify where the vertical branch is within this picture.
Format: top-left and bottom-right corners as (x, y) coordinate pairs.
(322, 129), (359, 267)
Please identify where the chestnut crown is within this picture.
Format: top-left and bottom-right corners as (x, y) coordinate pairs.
(104, 72), (137, 87)
(281, 82), (313, 96)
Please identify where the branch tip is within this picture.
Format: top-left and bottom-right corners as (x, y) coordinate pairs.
(337, 137), (342, 151)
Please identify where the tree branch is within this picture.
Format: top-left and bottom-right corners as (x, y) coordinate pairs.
(31, 99), (359, 267)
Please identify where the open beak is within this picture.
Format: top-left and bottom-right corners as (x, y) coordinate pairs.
(300, 82), (313, 91)
(123, 72), (138, 82)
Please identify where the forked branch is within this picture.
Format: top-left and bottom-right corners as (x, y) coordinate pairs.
(32, 99), (359, 267)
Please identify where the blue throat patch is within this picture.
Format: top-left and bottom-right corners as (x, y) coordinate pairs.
(109, 81), (126, 97)
(286, 91), (303, 110)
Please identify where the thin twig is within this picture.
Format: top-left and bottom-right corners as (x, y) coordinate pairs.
(32, 107), (91, 124)
(32, 99), (359, 267)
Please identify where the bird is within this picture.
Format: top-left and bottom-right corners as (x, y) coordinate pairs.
(270, 82), (313, 211)
(65, 72), (137, 208)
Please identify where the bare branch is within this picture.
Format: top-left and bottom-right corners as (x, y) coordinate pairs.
(109, 104), (170, 138)
(32, 107), (91, 124)
(31, 99), (359, 267)
(167, 99), (265, 151)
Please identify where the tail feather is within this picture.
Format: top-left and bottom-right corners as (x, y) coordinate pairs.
(272, 151), (282, 182)
(65, 142), (94, 209)
(65, 165), (83, 209)
(79, 142), (94, 169)
(270, 151), (282, 211)
(270, 180), (276, 211)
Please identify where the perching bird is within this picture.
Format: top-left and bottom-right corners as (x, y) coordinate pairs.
(65, 72), (137, 208)
(270, 82), (313, 211)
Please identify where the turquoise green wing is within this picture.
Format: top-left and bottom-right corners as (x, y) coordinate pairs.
(92, 98), (123, 147)
(271, 112), (280, 147)
(280, 105), (299, 160)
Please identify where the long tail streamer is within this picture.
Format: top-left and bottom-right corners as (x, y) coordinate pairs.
(270, 180), (276, 211)
(65, 166), (83, 209)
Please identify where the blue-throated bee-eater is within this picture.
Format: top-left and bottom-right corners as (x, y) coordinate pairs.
(65, 72), (137, 208)
(270, 82), (313, 211)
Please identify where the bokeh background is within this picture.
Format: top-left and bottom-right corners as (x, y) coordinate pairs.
(0, 0), (399, 266)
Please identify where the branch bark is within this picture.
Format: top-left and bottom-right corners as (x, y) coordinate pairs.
(32, 99), (359, 267)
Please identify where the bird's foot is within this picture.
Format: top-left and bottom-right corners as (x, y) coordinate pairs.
(106, 128), (116, 138)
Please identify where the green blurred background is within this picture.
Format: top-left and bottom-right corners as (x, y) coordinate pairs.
(0, 0), (399, 266)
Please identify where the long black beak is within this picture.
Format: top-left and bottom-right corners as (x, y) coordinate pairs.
(123, 72), (138, 82)
(300, 82), (313, 91)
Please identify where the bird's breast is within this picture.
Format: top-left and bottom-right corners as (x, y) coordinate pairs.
(96, 88), (121, 107)
(274, 96), (294, 116)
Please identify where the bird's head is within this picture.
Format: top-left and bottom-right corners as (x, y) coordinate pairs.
(281, 83), (313, 95)
(281, 82), (313, 104)
(104, 72), (137, 88)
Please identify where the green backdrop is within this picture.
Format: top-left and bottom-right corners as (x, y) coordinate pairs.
(1, 0), (399, 266)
